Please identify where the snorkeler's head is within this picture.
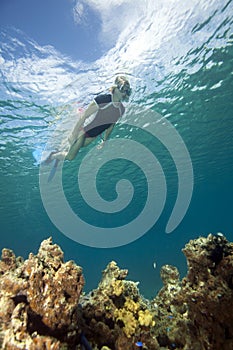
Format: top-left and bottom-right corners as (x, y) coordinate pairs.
(115, 76), (132, 98)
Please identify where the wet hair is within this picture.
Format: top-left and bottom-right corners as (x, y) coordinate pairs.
(115, 76), (130, 89)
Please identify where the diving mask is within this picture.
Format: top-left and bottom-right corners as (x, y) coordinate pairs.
(118, 83), (132, 97)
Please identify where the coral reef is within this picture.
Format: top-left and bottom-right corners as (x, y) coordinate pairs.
(0, 233), (233, 349)
(0, 238), (84, 349)
(152, 233), (233, 349)
(79, 261), (158, 349)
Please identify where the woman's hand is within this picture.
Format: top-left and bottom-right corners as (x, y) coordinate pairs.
(97, 140), (105, 149)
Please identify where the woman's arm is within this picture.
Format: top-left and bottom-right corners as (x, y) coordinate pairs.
(97, 124), (115, 149)
(103, 124), (115, 142)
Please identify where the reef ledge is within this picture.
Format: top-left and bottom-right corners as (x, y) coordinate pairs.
(0, 233), (233, 350)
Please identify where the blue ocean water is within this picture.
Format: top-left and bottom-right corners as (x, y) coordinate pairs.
(0, 1), (233, 298)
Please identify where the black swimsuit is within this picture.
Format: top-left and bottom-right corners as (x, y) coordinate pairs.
(83, 94), (125, 138)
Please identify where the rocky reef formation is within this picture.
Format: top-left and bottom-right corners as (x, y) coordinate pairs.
(0, 238), (84, 349)
(152, 233), (233, 350)
(78, 261), (158, 350)
(0, 233), (233, 349)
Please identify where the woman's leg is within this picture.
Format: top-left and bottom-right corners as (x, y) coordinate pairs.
(49, 134), (96, 162)
(83, 136), (96, 147)
(65, 135), (96, 160)
(65, 133), (86, 160)
(48, 134), (86, 162)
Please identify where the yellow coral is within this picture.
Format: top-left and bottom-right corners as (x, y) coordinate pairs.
(138, 309), (155, 327)
(124, 297), (139, 314)
(114, 308), (137, 338)
(111, 280), (124, 296)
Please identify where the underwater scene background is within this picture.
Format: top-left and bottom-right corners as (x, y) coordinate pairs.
(0, 0), (233, 298)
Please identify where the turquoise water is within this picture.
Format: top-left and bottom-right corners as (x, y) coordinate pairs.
(1, 1), (233, 297)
